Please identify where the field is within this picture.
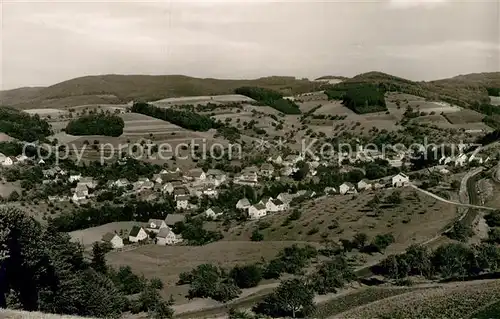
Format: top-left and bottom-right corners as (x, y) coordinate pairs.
(224, 187), (457, 252)
(490, 96), (500, 106)
(24, 108), (69, 118)
(151, 94), (255, 107)
(106, 241), (315, 303)
(69, 221), (143, 248)
(334, 279), (500, 318)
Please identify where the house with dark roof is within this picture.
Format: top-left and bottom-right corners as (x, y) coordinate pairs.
(146, 219), (168, 233)
(248, 203), (267, 220)
(128, 226), (148, 243)
(156, 228), (182, 245)
(205, 207), (223, 219)
(165, 214), (186, 227)
(101, 233), (124, 249)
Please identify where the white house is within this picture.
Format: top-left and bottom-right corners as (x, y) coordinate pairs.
(101, 233), (124, 249)
(2, 156), (16, 167)
(266, 198), (287, 212)
(357, 179), (372, 191)
(455, 154), (468, 167)
(128, 226), (148, 243)
(392, 173), (410, 187)
(271, 155), (283, 165)
(205, 207), (223, 219)
(72, 184), (89, 202)
(162, 181), (183, 194)
(69, 174), (82, 183)
(16, 155), (28, 163)
(339, 182), (357, 195)
(206, 169), (227, 186)
(156, 228), (182, 245)
(176, 195), (190, 210)
(280, 166), (294, 177)
(78, 177), (97, 189)
(147, 219), (168, 233)
(248, 203), (267, 220)
(236, 198), (251, 210)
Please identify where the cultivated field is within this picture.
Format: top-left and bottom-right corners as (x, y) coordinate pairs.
(24, 108), (69, 118)
(333, 279), (500, 319)
(225, 187), (457, 252)
(151, 94), (255, 107)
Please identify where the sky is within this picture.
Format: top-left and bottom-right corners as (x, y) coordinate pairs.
(0, 0), (499, 90)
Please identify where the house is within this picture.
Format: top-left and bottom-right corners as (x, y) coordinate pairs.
(42, 168), (57, 178)
(259, 196), (273, 206)
(173, 187), (189, 199)
(205, 207), (223, 219)
(38, 158), (45, 165)
(267, 198), (287, 212)
(162, 181), (183, 194)
(235, 166), (259, 185)
(339, 182), (357, 195)
(373, 182), (385, 189)
(78, 177), (97, 189)
(280, 166), (293, 177)
(156, 228), (182, 245)
(186, 168), (206, 182)
(455, 154), (468, 167)
(128, 226), (148, 243)
(2, 156), (16, 167)
(176, 195), (190, 210)
(248, 203), (267, 220)
(277, 192), (296, 205)
(147, 219), (168, 233)
(113, 178), (130, 188)
(357, 179), (372, 191)
(260, 163), (274, 177)
(16, 155), (28, 163)
(72, 184), (89, 202)
(236, 198), (251, 210)
(165, 214), (186, 227)
(324, 187), (337, 194)
(69, 174), (82, 183)
(392, 173), (410, 187)
(0, 153), (6, 163)
(284, 154), (302, 166)
(296, 190), (316, 198)
(206, 169), (227, 186)
(101, 233), (124, 249)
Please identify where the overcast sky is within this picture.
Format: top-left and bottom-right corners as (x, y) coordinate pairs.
(1, 0), (499, 90)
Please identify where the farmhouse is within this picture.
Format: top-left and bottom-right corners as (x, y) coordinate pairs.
(357, 179), (372, 191)
(165, 214), (186, 227)
(455, 154), (468, 167)
(176, 195), (190, 210)
(101, 233), (124, 249)
(277, 192), (296, 205)
(280, 166), (294, 177)
(147, 219), (168, 233)
(248, 203), (267, 220)
(392, 173), (410, 187)
(128, 226), (148, 243)
(156, 228), (182, 245)
(271, 155), (283, 165)
(339, 182), (357, 195)
(236, 198), (251, 210)
(205, 207), (223, 219)
(296, 190), (316, 198)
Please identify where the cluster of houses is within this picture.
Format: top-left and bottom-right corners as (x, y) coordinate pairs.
(0, 153), (30, 167)
(439, 153), (490, 167)
(100, 215), (186, 249)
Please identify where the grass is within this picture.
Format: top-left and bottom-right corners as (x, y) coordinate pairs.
(472, 300), (500, 319)
(0, 310), (95, 319)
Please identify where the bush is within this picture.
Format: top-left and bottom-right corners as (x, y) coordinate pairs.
(251, 229), (264, 241)
(230, 264), (263, 288)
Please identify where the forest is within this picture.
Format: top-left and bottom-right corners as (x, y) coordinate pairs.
(65, 113), (125, 137)
(131, 102), (216, 131)
(0, 107), (52, 142)
(235, 87), (301, 114)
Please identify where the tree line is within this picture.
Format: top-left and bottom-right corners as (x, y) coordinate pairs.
(65, 112), (125, 137)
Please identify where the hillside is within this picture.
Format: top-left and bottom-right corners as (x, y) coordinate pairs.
(0, 75), (324, 109)
(335, 71), (496, 107)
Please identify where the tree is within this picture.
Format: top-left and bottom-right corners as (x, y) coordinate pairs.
(431, 243), (477, 278)
(7, 191), (20, 202)
(150, 277), (164, 290)
(446, 221), (473, 242)
(91, 242), (107, 273)
(251, 229), (264, 242)
(450, 180), (460, 190)
(254, 278), (315, 318)
(309, 256), (355, 294)
(404, 244), (432, 277)
(352, 233), (368, 250)
(230, 264), (263, 289)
